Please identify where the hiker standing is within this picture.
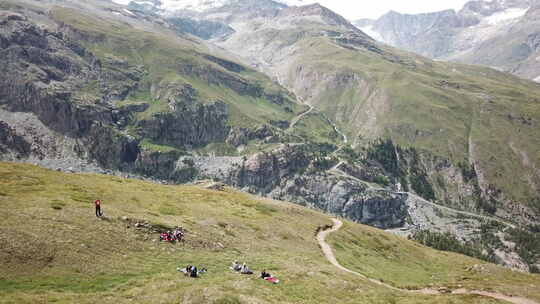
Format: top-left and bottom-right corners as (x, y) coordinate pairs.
(94, 199), (103, 217)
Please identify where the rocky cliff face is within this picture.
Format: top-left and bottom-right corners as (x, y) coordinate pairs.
(138, 85), (230, 149)
(167, 17), (234, 40)
(362, 10), (477, 58)
(356, 0), (540, 81)
(0, 120), (31, 160)
(175, 144), (409, 229)
(0, 11), (137, 170)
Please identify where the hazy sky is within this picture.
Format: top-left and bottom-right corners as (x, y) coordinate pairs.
(297, 0), (471, 20)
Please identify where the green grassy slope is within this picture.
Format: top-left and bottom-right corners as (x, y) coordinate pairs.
(329, 222), (540, 299)
(49, 6), (305, 129)
(48, 5), (340, 149)
(0, 3), (322, 160)
(1, 162), (539, 303)
(292, 35), (540, 206)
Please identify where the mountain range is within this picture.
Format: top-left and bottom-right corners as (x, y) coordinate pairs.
(355, 0), (540, 82)
(1, 0), (539, 275)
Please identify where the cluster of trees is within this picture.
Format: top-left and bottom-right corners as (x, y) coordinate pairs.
(311, 156), (337, 171)
(412, 224), (540, 273)
(507, 225), (540, 273)
(410, 230), (495, 263)
(366, 139), (435, 200)
(366, 139), (402, 176)
(457, 161), (477, 183)
(476, 197), (498, 215)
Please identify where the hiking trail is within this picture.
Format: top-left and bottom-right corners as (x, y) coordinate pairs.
(289, 104), (314, 130)
(317, 218), (538, 304)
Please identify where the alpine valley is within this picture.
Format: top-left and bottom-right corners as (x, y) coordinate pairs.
(1, 1), (540, 302)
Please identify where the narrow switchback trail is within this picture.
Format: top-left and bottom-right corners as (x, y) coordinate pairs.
(317, 218), (538, 304)
(288, 104), (314, 130)
(282, 84), (348, 147)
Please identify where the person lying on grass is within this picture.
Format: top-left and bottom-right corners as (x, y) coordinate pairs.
(260, 270), (280, 284)
(260, 270), (271, 279)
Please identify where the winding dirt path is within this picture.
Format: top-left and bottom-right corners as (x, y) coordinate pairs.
(289, 105), (314, 130)
(317, 218), (538, 304)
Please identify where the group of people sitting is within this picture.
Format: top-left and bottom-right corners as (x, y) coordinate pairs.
(231, 261), (253, 274)
(176, 261), (278, 283)
(160, 227), (185, 242)
(178, 265), (207, 278)
(231, 261), (279, 284)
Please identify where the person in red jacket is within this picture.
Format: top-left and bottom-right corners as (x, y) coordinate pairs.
(94, 199), (103, 217)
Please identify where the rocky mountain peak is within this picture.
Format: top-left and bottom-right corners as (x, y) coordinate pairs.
(459, 0), (533, 16)
(460, 0), (504, 16)
(378, 8), (478, 28)
(279, 3), (362, 33)
(357, 0), (539, 81)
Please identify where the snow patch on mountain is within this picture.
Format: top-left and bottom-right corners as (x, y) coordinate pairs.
(112, 0), (131, 4)
(111, 0), (231, 12)
(483, 7), (528, 25)
(163, 0), (230, 12)
(123, 8), (136, 16)
(534, 75), (540, 83)
(111, 0), (311, 12)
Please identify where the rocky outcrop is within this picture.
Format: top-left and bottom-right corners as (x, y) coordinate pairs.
(138, 99), (230, 149)
(279, 4), (367, 35)
(0, 121), (31, 159)
(228, 145), (311, 192)
(203, 54), (245, 73)
(274, 174), (407, 228)
(168, 17), (235, 40)
(173, 144), (409, 229)
(0, 12), (142, 170)
(226, 125), (276, 147)
(134, 149), (186, 180)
